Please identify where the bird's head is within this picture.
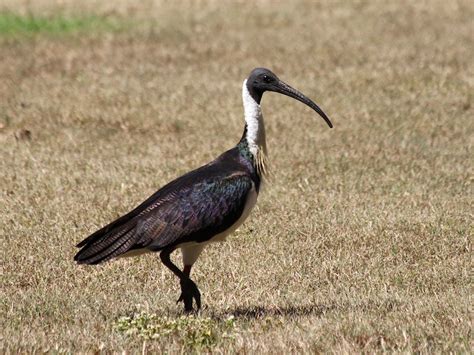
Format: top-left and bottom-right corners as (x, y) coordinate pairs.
(246, 67), (333, 128)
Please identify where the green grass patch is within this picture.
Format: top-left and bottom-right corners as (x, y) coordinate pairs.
(0, 12), (122, 36)
(115, 313), (237, 350)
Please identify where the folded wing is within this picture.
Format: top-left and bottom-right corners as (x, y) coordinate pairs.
(74, 170), (253, 265)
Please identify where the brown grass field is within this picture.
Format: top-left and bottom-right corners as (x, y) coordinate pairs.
(1, 0), (473, 353)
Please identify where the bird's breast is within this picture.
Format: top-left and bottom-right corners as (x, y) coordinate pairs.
(208, 182), (258, 243)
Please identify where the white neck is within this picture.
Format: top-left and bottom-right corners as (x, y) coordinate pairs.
(242, 79), (267, 158)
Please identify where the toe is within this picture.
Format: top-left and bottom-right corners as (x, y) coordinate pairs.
(178, 279), (201, 312)
(194, 289), (201, 309)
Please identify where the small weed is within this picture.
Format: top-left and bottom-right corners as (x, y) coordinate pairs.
(115, 312), (236, 349)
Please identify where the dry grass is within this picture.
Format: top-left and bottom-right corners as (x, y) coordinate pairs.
(1, 0), (473, 353)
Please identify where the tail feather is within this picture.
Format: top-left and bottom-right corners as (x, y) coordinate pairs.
(81, 228), (137, 265)
(76, 221), (126, 248)
(75, 223), (137, 264)
(75, 224), (132, 259)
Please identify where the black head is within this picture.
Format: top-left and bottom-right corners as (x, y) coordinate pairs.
(246, 67), (333, 128)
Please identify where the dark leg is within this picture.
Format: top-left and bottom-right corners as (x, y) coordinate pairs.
(160, 247), (201, 312)
(183, 264), (192, 277)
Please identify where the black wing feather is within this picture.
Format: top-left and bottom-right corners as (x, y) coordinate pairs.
(74, 155), (254, 264)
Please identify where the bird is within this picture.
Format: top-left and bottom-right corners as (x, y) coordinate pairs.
(74, 67), (333, 312)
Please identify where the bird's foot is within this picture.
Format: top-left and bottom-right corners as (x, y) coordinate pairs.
(177, 278), (201, 313)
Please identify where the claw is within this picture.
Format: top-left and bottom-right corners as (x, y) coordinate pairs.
(195, 289), (201, 310)
(177, 278), (201, 312)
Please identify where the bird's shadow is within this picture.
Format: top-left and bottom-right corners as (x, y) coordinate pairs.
(209, 303), (336, 321)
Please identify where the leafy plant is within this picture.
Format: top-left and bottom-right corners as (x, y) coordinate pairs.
(115, 312), (236, 349)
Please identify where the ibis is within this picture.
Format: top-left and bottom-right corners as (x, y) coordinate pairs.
(74, 68), (333, 312)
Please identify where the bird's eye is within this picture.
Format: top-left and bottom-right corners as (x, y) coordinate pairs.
(263, 75), (272, 83)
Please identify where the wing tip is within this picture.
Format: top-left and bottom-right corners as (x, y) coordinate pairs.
(74, 251), (105, 265)
(76, 240), (87, 248)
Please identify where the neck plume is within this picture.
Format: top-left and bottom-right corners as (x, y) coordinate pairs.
(241, 79), (268, 176)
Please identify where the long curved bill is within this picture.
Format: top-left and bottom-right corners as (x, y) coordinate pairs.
(271, 80), (333, 128)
